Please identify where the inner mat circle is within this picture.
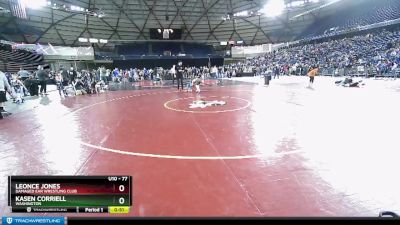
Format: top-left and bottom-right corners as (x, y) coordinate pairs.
(164, 96), (251, 113)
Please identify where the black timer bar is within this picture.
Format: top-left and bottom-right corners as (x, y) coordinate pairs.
(65, 217), (399, 225)
(0, 217), (398, 225)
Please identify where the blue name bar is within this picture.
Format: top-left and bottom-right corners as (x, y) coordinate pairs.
(2, 217), (64, 225)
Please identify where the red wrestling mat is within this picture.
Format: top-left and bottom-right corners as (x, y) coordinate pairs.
(1, 79), (400, 217)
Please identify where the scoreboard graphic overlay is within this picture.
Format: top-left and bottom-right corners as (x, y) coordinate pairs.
(8, 176), (132, 214)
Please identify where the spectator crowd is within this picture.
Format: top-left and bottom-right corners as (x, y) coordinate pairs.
(228, 28), (400, 78)
(2, 27), (400, 119)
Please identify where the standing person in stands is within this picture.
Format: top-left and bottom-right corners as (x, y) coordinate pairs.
(17, 68), (30, 96)
(210, 65), (218, 79)
(55, 71), (65, 98)
(113, 68), (119, 82)
(17, 67), (31, 81)
(100, 66), (108, 83)
(170, 65), (176, 84)
(36, 65), (48, 96)
(69, 67), (77, 83)
(61, 67), (70, 87)
(176, 61), (184, 90)
(133, 68), (139, 82)
(308, 66), (319, 87)
(96, 67), (101, 81)
(391, 61), (398, 79)
(0, 71), (13, 119)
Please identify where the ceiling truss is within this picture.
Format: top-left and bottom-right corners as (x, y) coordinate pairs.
(0, 0), (332, 49)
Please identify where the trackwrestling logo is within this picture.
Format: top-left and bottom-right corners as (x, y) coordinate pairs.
(189, 100), (226, 109)
(2, 217), (64, 225)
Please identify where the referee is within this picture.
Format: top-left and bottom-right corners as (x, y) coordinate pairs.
(176, 61), (184, 90)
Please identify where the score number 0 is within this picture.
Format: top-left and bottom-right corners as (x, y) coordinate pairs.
(108, 177), (129, 205)
(118, 184), (125, 204)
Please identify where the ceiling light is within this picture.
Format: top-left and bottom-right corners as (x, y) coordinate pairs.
(89, 38), (98, 43)
(290, 0), (304, 7)
(78, 38), (88, 42)
(261, 0), (285, 17)
(234, 10), (248, 17)
(22, 0), (47, 9)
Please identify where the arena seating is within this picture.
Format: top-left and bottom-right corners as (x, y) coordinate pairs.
(234, 27), (400, 77)
(298, 0), (400, 40)
(0, 43), (45, 74)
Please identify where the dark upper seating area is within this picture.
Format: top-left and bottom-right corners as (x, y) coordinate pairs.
(298, 0), (400, 40)
(183, 43), (213, 57)
(152, 42), (181, 55)
(0, 43), (45, 74)
(114, 42), (215, 58)
(116, 43), (148, 56)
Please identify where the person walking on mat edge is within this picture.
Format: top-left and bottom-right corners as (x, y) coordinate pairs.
(308, 66), (319, 88)
(176, 61), (184, 91)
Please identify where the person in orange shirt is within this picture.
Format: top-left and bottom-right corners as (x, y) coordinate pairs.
(308, 66), (319, 86)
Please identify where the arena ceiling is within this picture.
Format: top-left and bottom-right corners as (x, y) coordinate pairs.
(0, 0), (343, 50)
